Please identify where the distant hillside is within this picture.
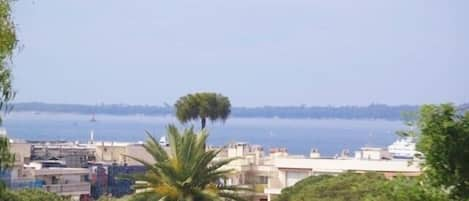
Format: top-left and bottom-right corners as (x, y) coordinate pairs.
(11, 102), (421, 120)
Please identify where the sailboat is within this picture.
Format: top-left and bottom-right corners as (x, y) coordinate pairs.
(90, 113), (97, 122)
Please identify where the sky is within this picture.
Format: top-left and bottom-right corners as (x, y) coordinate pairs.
(10, 0), (469, 107)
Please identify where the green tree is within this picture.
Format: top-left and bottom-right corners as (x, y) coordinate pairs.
(0, 0), (16, 124)
(0, 136), (14, 190)
(0, 0), (16, 193)
(127, 193), (161, 201)
(97, 195), (135, 201)
(276, 173), (386, 201)
(373, 177), (449, 201)
(127, 125), (247, 201)
(0, 136), (14, 172)
(417, 104), (469, 200)
(0, 189), (70, 201)
(275, 173), (449, 201)
(175, 93), (231, 129)
(96, 193), (160, 201)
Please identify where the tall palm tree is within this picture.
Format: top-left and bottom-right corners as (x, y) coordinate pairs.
(127, 125), (247, 201)
(175, 93), (231, 130)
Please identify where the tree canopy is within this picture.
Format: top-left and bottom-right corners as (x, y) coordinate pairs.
(175, 93), (231, 129)
(275, 173), (448, 201)
(0, 135), (14, 190)
(0, 0), (16, 124)
(0, 189), (70, 201)
(0, 136), (14, 173)
(417, 104), (469, 200)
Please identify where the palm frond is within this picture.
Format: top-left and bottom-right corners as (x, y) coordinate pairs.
(131, 124), (251, 200)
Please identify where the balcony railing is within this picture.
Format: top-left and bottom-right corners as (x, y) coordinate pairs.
(43, 183), (90, 195)
(7, 179), (44, 190)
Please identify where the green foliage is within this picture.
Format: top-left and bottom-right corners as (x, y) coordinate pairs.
(0, 188), (18, 201)
(97, 195), (135, 201)
(127, 192), (161, 201)
(0, 136), (14, 184)
(275, 173), (449, 201)
(0, 189), (70, 201)
(127, 125), (248, 201)
(373, 177), (449, 201)
(96, 193), (161, 201)
(276, 173), (386, 201)
(0, 0), (16, 124)
(417, 104), (469, 200)
(175, 93), (231, 129)
(96, 196), (118, 201)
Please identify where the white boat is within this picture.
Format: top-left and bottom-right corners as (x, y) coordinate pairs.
(387, 137), (422, 159)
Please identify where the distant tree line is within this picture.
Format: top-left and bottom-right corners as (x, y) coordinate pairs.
(9, 102), (427, 120)
(232, 104), (419, 120)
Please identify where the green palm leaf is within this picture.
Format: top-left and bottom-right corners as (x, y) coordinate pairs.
(128, 124), (249, 201)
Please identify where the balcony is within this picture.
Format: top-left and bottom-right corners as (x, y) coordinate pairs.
(33, 168), (89, 176)
(8, 179), (44, 190)
(43, 183), (90, 196)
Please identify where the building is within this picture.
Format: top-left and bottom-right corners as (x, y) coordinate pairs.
(29, 141), (96, 168)
(89, 162), (146, 199)
(5, 131), (422, 201)
(7, 138), (92, 201)
(8, 139), (32, 181)
(213, 142), (421, 201)
(20, 161), (91, 200)
(94, 141), (155, 166)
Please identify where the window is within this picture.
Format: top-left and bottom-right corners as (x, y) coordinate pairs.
(257, 176), (268, 184)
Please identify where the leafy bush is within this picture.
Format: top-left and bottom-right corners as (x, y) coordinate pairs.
(96, 193), (160, 201)
(0, 189), (70, 201)
(275, 173), (450, 201)
(417, 104), (469, 200)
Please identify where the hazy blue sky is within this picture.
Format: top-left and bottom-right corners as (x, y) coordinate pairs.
(11, 0), (469, 106)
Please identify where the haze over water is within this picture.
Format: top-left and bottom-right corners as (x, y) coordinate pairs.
(3, 112), (404, 156)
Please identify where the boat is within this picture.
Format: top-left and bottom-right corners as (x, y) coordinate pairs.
(90, 113), (97, 122)
(387, 137), (422, 159)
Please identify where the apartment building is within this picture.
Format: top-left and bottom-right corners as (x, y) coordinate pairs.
(94, 141), (155, 165)
(24, 161), (91, 200)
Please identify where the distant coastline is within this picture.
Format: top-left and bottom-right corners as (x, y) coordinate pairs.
(10, 102), (423, 120)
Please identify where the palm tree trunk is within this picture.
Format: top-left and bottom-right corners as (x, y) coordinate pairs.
(201, 117), (207, 150)
(201, 117), (206, 130)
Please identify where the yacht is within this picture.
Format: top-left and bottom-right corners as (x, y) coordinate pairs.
(387, 137), (422, 159)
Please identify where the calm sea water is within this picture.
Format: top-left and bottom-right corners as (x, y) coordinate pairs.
(2, 112), (404, 156)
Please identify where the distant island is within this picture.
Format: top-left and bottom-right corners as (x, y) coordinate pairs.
(9, 102), (426, 120)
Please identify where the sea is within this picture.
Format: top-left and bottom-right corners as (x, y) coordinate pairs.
(2, 112), (405, 156)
